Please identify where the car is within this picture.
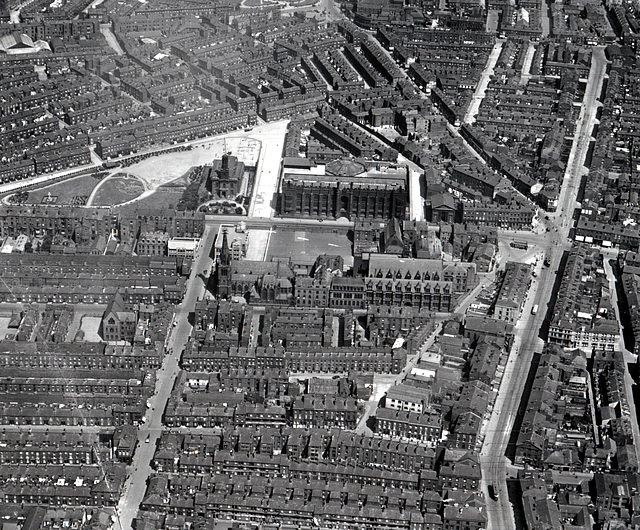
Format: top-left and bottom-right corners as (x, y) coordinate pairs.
(145, 435), (150, 443)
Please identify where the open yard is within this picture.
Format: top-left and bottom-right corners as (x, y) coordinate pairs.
(24, 173), (104, 206)
(90, 174), (145, 206)
(124, 138), (260, 191)
(104, 137), (261, 209)
(77, 316), (103, 342)
(266, 229), (353, 268)
(65, 306), (105, 342)
(0, 317), (13, 341)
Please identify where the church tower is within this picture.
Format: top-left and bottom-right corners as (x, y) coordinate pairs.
(217, 229), (231, 297)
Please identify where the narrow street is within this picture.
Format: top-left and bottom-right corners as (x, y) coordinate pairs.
(113, 225), (216, 530)
(519, 41), (536, 86)
(354, 272), (497, 436)
(446, 123), (488, 165)
(555, 47), (607, 223)
(540, 0), (551, 38)
(101, 24), (124, 56)
(464, 40), (504, 124)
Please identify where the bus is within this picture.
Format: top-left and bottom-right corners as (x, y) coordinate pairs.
(488, 484), (498, 501)
(510, 240), (528, 250)
(531, 304), (539, 315)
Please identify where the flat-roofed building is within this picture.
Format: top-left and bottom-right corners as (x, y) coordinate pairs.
(384, 384), (429, 413)
(168, 237), (200, 258)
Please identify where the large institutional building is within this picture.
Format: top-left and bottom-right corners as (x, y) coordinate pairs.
(279, 159), (408, 220)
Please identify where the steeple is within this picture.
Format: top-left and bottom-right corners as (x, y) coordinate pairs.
(220, 229), (230, 267)
(217, 229), (231, 298)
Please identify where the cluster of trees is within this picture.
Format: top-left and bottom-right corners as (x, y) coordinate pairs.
(7, 191), (29, 205)
(177, 166), (209, 211)
(177, 181), (201, 211)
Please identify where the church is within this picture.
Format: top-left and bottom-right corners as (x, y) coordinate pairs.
(206, 154), (245, 199)
(216, 230), (294, 305)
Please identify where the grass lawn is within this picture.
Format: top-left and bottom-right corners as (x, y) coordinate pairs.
(117, 187), (184, 213)
(91, 174), (145, 206)
(25, 174), (103, 206)
(116, 171), (189, 213)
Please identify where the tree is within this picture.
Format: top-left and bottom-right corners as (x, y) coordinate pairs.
(40, 235), (52, 253)
(177, 182), (200, 211)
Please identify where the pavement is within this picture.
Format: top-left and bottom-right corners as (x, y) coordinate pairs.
(113, 224), (216, 530)
(409, 169), (424, 221)
(479, 47), (609, 530)
(101, 24), (124, 55)
(519, 41), (536, 86)
(540, 0), (551, 37)
(248, 120), (289, 218)
(464, 40), (504, 124)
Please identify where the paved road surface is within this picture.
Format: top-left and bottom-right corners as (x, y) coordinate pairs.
(464, 40), (504, 124)
(101, 24), (124, 55)
(247, 120), (289, 218)
(519, 42), (536, 86)
(540, 0), (551, 37)
(409, 169), (424, 221)
(554, 47), (607, 223)
(479, 47), (608, 530)
(113, 225), (216, 530)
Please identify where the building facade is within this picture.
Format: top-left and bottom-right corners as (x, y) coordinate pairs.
(280, 160), (408, 220)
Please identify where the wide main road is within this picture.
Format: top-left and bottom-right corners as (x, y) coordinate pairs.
(113, 224), (217, 530)
(480, 239), (565, 529)
(479, 48), (609, 530)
